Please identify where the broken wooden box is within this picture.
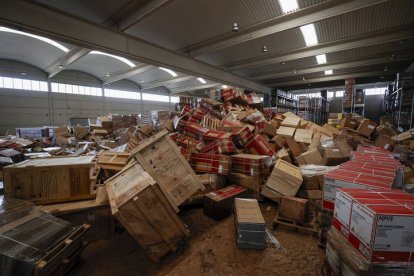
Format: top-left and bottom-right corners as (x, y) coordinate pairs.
(131, 129), (204, 212)
(3, 156), (96, 204)
(106, 162), (189, 262)
(234, 198), (266, 250)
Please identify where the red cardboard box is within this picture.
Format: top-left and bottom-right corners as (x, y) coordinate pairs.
(184, 123), (210, 140)
(231, 153), (271, 177)
(245, 135), (275, 159)
(198, 139), (238, 155)
(231, 126), (255, 148)
(203, 129), (232, 143)
(323, 169), (394, 211)
(333, 188), (414, 265)
(190, 153), (231, 175)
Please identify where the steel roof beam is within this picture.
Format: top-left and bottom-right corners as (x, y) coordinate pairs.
(45, 46), (90, 78)
(142, 75), (194, 90)
(186, 0), (387, 57)
(118, 0), (173, 31)
(0, 0), (270, 94)
(252, 53), (414, 80)
(225, 27), (414, 70)
(170, 83), (221, 94)
(271, 70), (398, 87)
(102, 64), (154, 84)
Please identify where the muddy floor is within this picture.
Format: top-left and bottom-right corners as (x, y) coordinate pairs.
(71, 202), (325, 276)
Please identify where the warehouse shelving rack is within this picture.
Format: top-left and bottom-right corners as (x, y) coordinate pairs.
(292, 89), (329, 124)
(265, 89), (298, 114)
(383, 73), (414, 130)
(342, 88), (365, 117)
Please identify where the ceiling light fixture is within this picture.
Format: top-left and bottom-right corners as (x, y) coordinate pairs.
(21, 72), (26, 75)
(262, 46), (268, 53)
(281, 62), (286, 65)
(232, 23), (239, 32)
(140, 79), (144, 83)
(105, 72), (110, 77)
(325, 70), (333, 75)
(59, 64), (64, 69)
(316, 54), (327, 64)
(197, 77), (207, 84)
(384, 66), (388, 72)
(90, 51), (135, 68)
(293, 70), (297, 75)
(0, 26), (69, 52)
(278, 0), (299, 14)
(300, 24), (318, 47)
(222, 85), (228, 89)
(302, 76), (306, 81)
(159, 67), (177, 77)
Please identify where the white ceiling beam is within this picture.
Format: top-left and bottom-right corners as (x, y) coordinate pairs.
(271, 70), (397, 87)
(186, 0), (387, 57)
(118, 0), (173, 32)
(170, 83), (221, 94)
(226, 27), (414, 70)
(0, 0), (271, 94)
(142, 75), (194, 90)
(252, 54), (414, 80)
(45, 46), (90, 77)
(102, 64), (154, 84)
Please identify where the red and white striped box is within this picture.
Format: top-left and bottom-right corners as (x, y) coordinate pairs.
(203, 129), (232, 143)
(323, 169), (395, 211)
(356, 144), (392, 153)
(180, 105), (192, 117)
(198, 139), (238, 155)
(188, 108), (206, 124)
(245, 134), (275, 159)
(231, 153), (271, 177)
(176, 135), (202, 149)
(169, 132), (180, 142)
(254, 120), (265, 134)
(231, 125), (255, 148)
(333, 188), (414, 265)
(184, 123), (210, 140)
(190, 153), (231, 175)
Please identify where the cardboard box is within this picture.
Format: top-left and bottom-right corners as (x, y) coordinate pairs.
(272, 135), (287, 148)
(281, 116), (300, 128)
(228, 172), (263, 200)
(356, 119), (376, 137)
(296, 150), (324, 166)
(276, 126), (296, 138)
(234, 198), (266, 250)
(322, 124), (340, 137)
(332, 188), (414, 264)
(323, 147), (348, 166)
(204, 185), (248, 220)
(275, 147), (292, 163)
(132, 129), (204, 212)
(106, 162), (189, 262)
(245, 134), (275, 158)
(232, 125), (255, 148)
(263, 159), (303, 202)
(297, 189), (323, 200)
(263, 122), (278, 137)
(190, 153), (231, 175)
(278, 196), (309, 223)
(374, 134), (395, 151)
(294, 129), (313, 144)
(231, 153), (271, 177)
(322, 169), (395, 211)
(286, 137), (304, 157)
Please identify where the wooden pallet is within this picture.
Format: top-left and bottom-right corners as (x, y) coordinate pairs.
(272, 212), (319, 234)
(201, 115), (220, 130)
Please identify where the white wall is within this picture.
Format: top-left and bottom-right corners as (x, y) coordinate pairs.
(0, 60), (175, 135)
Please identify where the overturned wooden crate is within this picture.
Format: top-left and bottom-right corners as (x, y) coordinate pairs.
(105, 161), (189, 262)
(131, 129), (204, 212)
(97, 151), (131, 172)
(3, 156), (96, 204)
(0, 199), (90, 276)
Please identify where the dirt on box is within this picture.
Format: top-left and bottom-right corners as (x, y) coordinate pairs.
(72, 202), (325, 276)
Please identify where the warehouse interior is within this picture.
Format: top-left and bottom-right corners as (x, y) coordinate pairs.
(0, 0), (414, 275)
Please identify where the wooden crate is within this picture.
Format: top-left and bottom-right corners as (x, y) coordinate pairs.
(278, 196), (309, 223)
(0, 208), (90, 276)
(105, 162), (189, 262)
(97, 151), (131, 171)
(3, 156), (96, 204)
(131, 129), (204, 212)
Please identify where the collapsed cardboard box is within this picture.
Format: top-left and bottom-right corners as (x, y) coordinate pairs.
(278, 196), (309, 223)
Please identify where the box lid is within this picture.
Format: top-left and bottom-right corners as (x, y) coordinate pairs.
(234, 198), (265, 224)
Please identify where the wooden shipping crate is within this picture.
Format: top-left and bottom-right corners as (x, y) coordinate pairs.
(234, 198), (266, 250)
(278, 196), (309, 223)
(0, 207), (89, 276)
(97, 151), (131, 172)
(3, 156), (96, 204)
(204, 185), (248, 220)
(106, 162), (189, 262)
(131, 129), (204, 212)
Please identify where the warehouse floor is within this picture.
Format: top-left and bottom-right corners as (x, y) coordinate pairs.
(71, 202), (325, 276)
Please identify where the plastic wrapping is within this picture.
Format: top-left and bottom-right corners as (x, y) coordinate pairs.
(0, 196), (33, 227)
(326, 227), (414, 275)
(300, 164), (339, 177)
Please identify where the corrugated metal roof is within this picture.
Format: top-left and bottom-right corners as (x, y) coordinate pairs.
(0, 32), (66, 70)
(66, 54), (132, 79)
(127, 0), (326, 51)
(31, 0), (135, 24)
(315, 0), (414, 44)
